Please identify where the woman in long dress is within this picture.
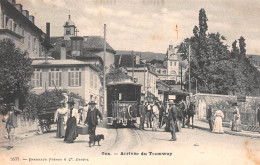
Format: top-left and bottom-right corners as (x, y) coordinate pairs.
(212, 109), (224, 133)
(54, 101), (68, 138)
(64, 100), (79, 143)
(231, 103), (242, 132)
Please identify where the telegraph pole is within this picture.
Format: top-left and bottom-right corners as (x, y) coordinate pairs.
(188, 45), (191, 94)
(132, 50), (134, 78)
(103, 24), (107, 115)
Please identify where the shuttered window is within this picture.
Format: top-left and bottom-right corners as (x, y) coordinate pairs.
(31, 69), (42, 87)
(68, 67), (81, 87)
(49, 68), (62, 87)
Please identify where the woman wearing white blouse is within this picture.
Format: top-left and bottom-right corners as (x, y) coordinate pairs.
(54, 101), (68, 138)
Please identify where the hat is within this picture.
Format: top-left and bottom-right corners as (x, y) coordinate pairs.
(9, 103), (15, 106)
(168, 100), (175, 105)
(232, 102), (238, 106)
(88, 101), (96, 105)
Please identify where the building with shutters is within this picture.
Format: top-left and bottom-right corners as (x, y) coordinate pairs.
(31, 59), (102, 108)
(0, 0), (48, 59)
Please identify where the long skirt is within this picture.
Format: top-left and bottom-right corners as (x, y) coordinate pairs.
(212, 117), (224, 133)
(56, 114), (65, 138)
(64, 117), (78, 143)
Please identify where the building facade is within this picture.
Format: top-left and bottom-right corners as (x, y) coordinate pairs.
(31, 59), (102, 109)
(0, 0), (47, 59)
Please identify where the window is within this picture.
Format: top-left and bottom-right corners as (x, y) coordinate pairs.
(94, 76), (97, 89)
(21, 28), (24, 44)
(174, 62), (176, 66)
(170, 62), (172, 66)
(66, 27), (70, 35)
(68, 68), (81, 87)
(31, 69), (42, 87)
(90, 74), (94, 88)
(28, 34), (31, 49)
(49, 68), (62, 87)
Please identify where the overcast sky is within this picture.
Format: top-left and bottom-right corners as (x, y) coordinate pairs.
(17, 0), (260, 55)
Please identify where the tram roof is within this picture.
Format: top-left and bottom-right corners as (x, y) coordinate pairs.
(107, 81), (142, 86)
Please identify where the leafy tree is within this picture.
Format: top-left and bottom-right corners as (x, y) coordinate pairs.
(0, 39), (33, 105)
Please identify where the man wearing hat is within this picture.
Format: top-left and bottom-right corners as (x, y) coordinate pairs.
(168, 100), (177, 141)
(5, 103), (22, 150)
(85, 101), (103, 147)
(206, 104), (213, 132)
(139, 101), (146, 130)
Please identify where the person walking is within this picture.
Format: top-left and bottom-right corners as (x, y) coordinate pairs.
(231, 103), (242, 132)
(146, 101), (153, 128)
(139, 101), (146, 130)
(168, 100), (177, 141)
(64, 100), (79, 143)
(212, 109), (224, 133)
(206, 104), (214, 132)
(152, 101), (159, 131)
(54, 101), (68, 138)
(85, 101), (103, 147)
(158, 101), (165, 128)
(5, 103), (22, 150)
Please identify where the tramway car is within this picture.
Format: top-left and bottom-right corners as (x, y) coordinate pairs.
(107, 81), (141, 127)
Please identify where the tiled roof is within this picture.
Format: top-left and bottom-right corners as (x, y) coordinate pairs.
(31, 59), (100, 72)
(50, 36), (116, 54)
(154, 63), (166, 69)
(115, 54), (145, 68)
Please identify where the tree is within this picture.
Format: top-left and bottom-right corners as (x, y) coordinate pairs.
(0, 39), (33, 105)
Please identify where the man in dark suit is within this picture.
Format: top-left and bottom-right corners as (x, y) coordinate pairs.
(206, 104), (213, 132)
(5, 103), (22, 150)
(168, 100), (177, 141)
(257, 105), (260, 127)
(139, 101), (146, 130)
(85, 101), (103, 146)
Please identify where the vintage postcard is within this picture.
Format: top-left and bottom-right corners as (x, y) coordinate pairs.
(0, 0), (260, 165)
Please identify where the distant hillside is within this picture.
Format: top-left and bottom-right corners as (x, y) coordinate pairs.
(116, 50), (165, 62)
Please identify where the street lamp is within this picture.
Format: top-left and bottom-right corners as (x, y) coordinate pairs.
(191, 77), (197, 94)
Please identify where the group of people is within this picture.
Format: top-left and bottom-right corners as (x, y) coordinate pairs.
(206, 102), (242, 133)
(138, 99), (196, 141)
(54, 100), (103, 145)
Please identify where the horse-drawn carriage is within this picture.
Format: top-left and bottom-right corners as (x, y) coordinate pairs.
(107, 81), (141, 127)
(37, 102), (58, 133)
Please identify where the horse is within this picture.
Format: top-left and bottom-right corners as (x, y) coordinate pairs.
(186, 102), (196, 129)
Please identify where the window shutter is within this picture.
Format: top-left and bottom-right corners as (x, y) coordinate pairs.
(40, 72), (42, 87)
(49, 72), (51, 87)
(79, 72), (81, 86)
(68, 72), (71, 86)
(59, 72), (62, 86)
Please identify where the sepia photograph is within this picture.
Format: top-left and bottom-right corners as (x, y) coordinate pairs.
(0, 0), (260, 164)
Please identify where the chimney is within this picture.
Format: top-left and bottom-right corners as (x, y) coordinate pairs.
(46, 22), (50, 44)
(60, 43), (66, 60)
(22, 10), (29, 18)
(15, 4), (22, 12)
(29, 15), (35, 24)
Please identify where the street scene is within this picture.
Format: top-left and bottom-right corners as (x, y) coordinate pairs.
(1, 0), (260, 165)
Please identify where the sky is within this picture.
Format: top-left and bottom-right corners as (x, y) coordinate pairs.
(17, 0), (260, 55)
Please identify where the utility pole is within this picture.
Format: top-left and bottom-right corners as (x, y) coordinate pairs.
(188, 45), (191, 94)
(103, 24), (107, 116)
(132, 50), (134, 79)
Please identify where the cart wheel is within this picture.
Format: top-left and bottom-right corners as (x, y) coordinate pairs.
(41, 126), (45, 133)
(46, 125), (51, 132)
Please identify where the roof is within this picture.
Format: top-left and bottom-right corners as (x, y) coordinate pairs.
(50, 36), (116, 55)
(154, 63), (166, 69)
(32, 59), (100, 72)
(63, 15), (75, 27)
(107, 81), (142, 86)
(115, 54), (145, 68)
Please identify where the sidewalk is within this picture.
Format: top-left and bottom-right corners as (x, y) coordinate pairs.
(193, 118), (260, 139)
